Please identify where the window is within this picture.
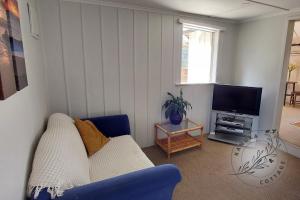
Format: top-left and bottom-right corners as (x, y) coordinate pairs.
(180, 22), (219, 84)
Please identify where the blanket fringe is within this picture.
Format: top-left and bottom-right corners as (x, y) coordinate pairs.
(27, 184), (74, 199)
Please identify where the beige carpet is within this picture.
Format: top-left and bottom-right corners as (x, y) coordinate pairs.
(279, 105), (300, 147)
(143, 137), (300, 200)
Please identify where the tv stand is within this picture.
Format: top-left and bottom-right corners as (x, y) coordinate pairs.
(208, 111), (259, 145)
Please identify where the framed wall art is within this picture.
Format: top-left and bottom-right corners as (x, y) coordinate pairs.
(0, 0), (16, 100)
(5, 0), (28, 91)
(0, 0), (28, 100)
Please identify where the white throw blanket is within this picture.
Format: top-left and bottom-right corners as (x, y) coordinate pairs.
(27, 113), (90, 199)
(89, 135), (154, 182)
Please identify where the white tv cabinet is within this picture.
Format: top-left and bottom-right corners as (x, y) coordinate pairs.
(208, 110), (260, 145)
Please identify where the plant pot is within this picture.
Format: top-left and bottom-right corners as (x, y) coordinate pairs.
(170, 112), (183, 125)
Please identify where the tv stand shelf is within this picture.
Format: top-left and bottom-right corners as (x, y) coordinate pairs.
(215, 122), (250, 130)
(208, 133), (248, 145)
(209, 111), (259, 145)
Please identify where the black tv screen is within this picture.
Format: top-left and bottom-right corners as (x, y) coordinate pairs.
(212, 84), (262, 116)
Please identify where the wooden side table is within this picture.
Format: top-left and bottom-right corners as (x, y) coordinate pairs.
(284, 81), (297, 105)
(155, 119), (204, 159)
(291, 91), (300, 106)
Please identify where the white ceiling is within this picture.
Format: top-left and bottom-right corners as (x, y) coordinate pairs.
(100, 0), (300, 21)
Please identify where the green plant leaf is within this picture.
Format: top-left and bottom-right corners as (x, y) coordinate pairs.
(162, 90), (192, 119)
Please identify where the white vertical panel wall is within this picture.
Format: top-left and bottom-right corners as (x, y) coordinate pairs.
(118, 8), (135, 138)
(39, 0), (237, 147)
(39, 0), (67, 114)
(161, 15), (176, 103)
(148, 13), (162, 147)
(134, 11), (148, 147)
(60, 1), (87, 117)
(81, 4), (105, 118)
(101, 6), (121, 115)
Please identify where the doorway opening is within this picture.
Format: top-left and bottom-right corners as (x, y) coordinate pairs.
(279, 21), (300, 146)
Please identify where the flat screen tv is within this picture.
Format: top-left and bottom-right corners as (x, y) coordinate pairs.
(212, 84), (262, 116)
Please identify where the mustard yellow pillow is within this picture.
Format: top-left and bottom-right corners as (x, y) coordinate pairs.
(74, 118), (110, 156)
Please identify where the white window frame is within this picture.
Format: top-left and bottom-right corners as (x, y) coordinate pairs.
(176, 19), (225, 85)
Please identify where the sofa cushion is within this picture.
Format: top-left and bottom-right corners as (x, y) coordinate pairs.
(27, 113), (90, 198)
(74, 119), (110, 156)
(89, 135), (154, 182)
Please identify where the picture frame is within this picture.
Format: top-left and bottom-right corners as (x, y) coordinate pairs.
(0, 0), (17, 99)
(0, 0), (28, 100)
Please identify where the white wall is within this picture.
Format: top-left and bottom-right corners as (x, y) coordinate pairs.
(233, 16), (288, 130)
(0, 1), (48, 199)
(288, 54), (300, 84)
(39, 0), (237, 147)
(289, 21), (300, 85)
(289, 32), (300, 85)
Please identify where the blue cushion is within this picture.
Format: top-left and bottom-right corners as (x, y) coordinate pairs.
(84, 115), (130, 138)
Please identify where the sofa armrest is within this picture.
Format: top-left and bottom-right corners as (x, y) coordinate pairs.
(84, 114), (130, 137)
(61, 164), (181, 200)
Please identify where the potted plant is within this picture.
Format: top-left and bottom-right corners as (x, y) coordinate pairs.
(162, 89), (192, 125)
(288, 63), (297, 81)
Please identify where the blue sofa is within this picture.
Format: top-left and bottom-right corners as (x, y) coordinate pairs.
(29, 114), (181, 200)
